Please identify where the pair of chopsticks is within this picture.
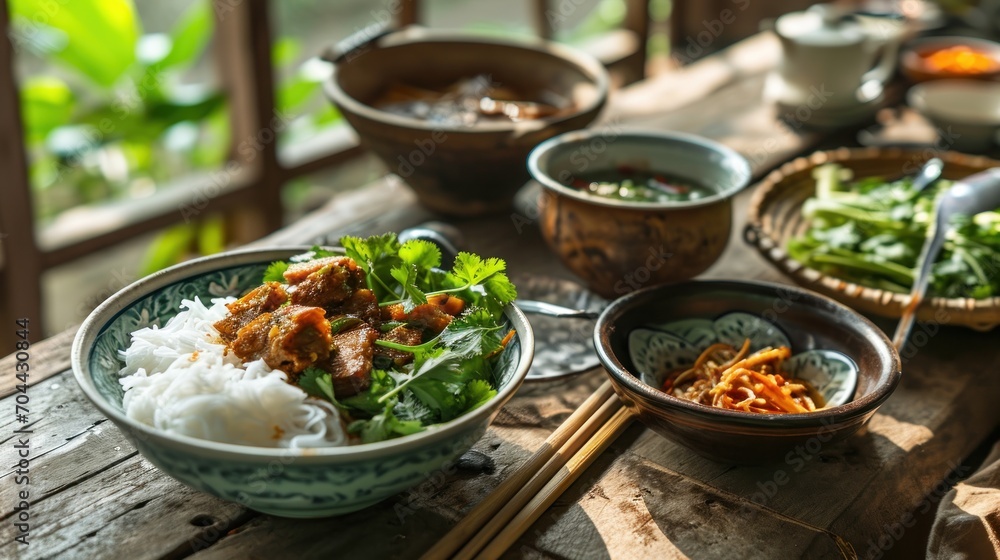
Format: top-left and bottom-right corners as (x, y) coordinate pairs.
(420, 380), (634, 559)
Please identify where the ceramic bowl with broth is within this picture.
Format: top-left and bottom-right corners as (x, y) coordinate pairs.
(325, 28), (608, 216)
(527, 130), (752, 298)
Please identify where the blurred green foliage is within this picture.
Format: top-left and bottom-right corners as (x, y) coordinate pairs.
(11, 0), (337, 275)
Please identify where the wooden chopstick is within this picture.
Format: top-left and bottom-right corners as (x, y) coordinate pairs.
(892, 293), (922, 351)
(474, 406), (636, 559)
(419, 380), (617, 560)
(452, 392), (624, 560)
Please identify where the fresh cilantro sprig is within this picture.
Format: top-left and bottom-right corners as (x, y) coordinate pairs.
(399, 239), (442, 268)
(377, 349), (461, 404)
(262, 261), (289, 283)
(389, 264), (429, 310)
(378, 250), (517, 315)
(347, 403), (424, 443)
(439, 309), (505, 358)
(299, 367), (342, 409)
(341, 233), (403, 300)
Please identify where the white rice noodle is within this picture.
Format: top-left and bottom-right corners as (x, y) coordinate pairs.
(118, 297), (348, 448)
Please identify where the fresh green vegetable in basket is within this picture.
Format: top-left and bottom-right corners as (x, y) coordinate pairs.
(787, 163), (1000, 299)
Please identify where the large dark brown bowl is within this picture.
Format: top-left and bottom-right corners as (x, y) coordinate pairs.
(528, 131), (751, 299)
(595, 280), (901, 464)
(325, 28), (608, 216)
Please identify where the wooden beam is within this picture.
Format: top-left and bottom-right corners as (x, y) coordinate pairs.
(280, 143), (364, 179)
(214, 0), (262, 175)
(532, 0), (554, 40)
(398, 0), (419, 26)
(0, 0), (44, 343)
(214, 0), (281, 242)
(620, 0), (649, 81)
(623, 0), (650, 44)
(38, 171), (255, 268)
(244, 0), (283, 235)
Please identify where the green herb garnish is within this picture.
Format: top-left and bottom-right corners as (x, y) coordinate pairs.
(788, 163), (1000, 298)
(278, 233), (516, 443)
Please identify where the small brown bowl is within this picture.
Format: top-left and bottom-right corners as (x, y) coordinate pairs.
(527, 131), (751, 299)
(595, 280), (901, 464)
(901, 36), (1000, 83)
(325, 28), (608, 216)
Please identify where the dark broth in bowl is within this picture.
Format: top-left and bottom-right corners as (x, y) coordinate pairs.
(564, 166), (713, 203)
(372, 74), (572, 127)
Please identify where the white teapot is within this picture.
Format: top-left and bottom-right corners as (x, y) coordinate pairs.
(769, 4), (906, 110)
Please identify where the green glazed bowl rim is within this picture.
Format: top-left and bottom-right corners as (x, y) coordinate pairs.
(527, 130), (752, 210)
(71, 246), (534, 464)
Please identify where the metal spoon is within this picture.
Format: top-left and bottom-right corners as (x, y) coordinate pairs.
(892, 167), (1000, 350)
(911, 157), (943, 195)
(514, 300), (600, 319)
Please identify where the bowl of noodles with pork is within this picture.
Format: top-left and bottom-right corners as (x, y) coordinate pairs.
(71, 235), (533, 517)
(595, 280), (900, 464)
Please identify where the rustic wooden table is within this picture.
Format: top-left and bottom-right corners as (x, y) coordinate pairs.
(4, 33), (1000, 560)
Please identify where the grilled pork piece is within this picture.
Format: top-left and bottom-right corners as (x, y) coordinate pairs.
(214, 282), (288, 343)
(406, 303), (453, 335)
(283, 256), (366, 309)
(230, 305), (332, 374)
(282, 256), (357, 284)
(327, 288), (381, 328)
(326, 325), (379, 397)
(379, 302), (454, 335)
(374, 325), (423, 367)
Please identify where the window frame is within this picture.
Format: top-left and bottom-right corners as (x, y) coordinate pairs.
(0, 0), (649, 336)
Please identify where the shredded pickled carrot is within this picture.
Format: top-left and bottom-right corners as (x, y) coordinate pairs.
(660, 339), (824, 414)
(487, 329), (517, 359)
(499, 330), (516, 348)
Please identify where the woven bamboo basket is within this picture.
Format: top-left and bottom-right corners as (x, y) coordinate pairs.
(745, 147), (1000, 331)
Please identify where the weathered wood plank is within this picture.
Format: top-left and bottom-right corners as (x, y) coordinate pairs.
(0, 370), (135, 510)
(507, 431), (853, 560)
(0, 327), (75, 399)
(0, 452), (251, 560)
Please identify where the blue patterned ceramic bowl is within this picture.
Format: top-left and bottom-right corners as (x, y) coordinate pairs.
(596, 280), (900, 464)
(71, 247), (534, 518)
